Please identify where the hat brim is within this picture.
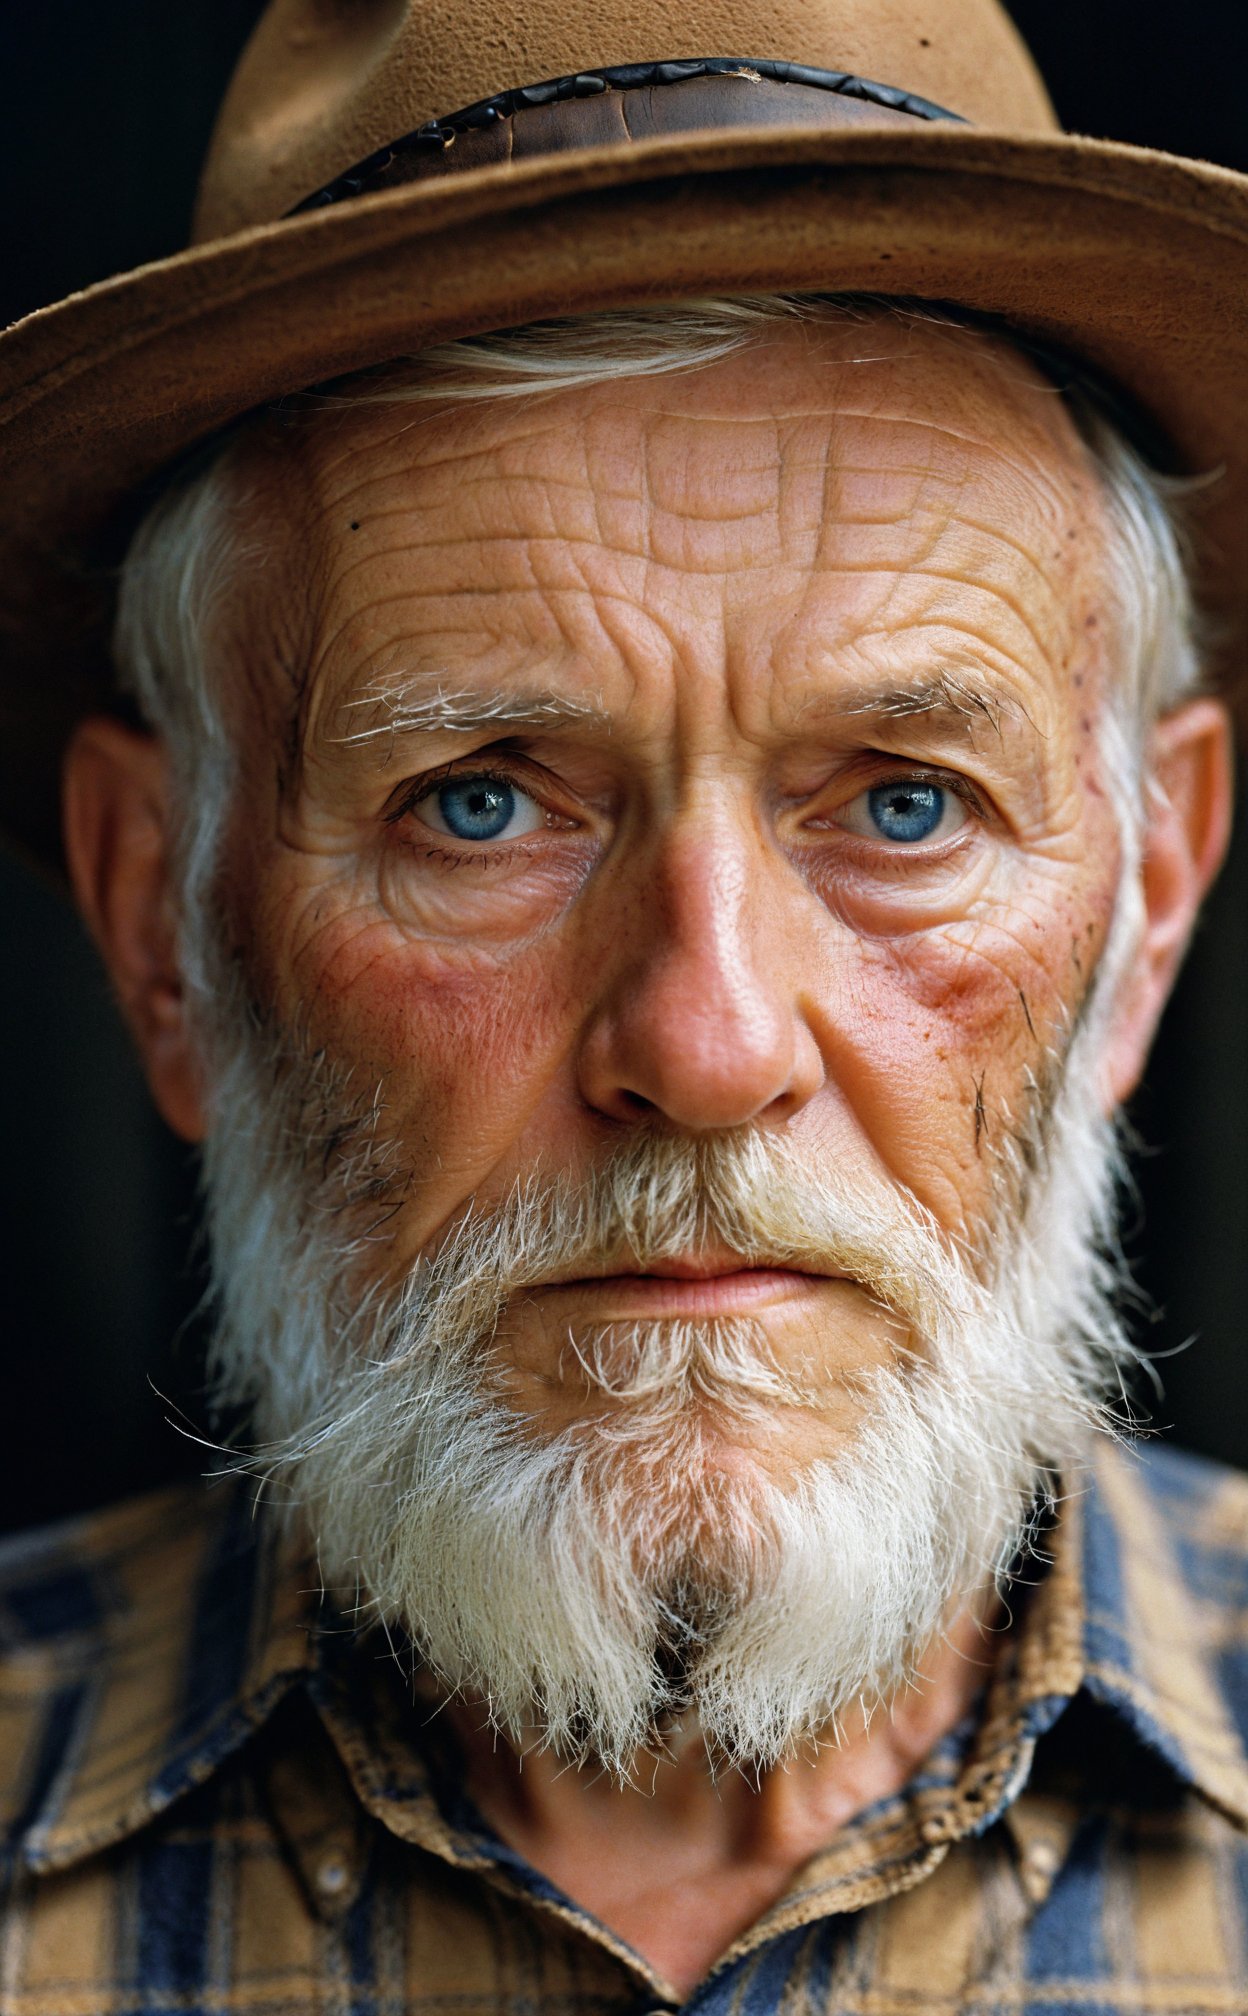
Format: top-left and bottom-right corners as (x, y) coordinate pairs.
(2, 120), (1246, 876)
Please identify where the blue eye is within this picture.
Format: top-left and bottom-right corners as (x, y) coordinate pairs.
(438, 778), (515, 840)
(867, 781), (945, 842)
(413, 773), (545, 843)
(829, 776), (966, 844)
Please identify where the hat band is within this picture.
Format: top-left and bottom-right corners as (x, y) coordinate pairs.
(289, 58), (967, 215)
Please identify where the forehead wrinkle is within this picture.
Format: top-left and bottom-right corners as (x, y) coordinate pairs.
(307, 529), (568, 649)
(304, 403), (1089, 582)
(612, 380), (1045, 447)
(489, 405), (789, 539)
(806, 460), (1089, 625)
(306, 522), (1071, 708)
(278, 361), (1099, 758)
(299, 410), (519, 491)
(783, 544), (1059, 651)
(829, 404), (1065, 465)
(642, 390), (1081, 480)
(825, 409), (1098, 546)
(333, 525), (801, 584)
(905, 567), (1061, 673)
(800, 458), (1085, 542)
(810, 546), (1070, 676)
(290, 328), (1084, 499)
(930, 507), (1079, 597)
(799, 497), (1078, 574)
(913, 520), (1076, 654)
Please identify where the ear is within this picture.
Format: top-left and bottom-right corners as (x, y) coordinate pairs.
(62, 717), (208, 1142)
(1102, 696), (1234, 1108)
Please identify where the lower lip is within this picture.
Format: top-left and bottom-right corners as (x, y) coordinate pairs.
(535, 1268), (831, 1318)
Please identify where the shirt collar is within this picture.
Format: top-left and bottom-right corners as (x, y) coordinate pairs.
(6, 1438), (1247, 1881)
(1076, 1440), (1248, 1826)
(5, 1479), (317, 1876)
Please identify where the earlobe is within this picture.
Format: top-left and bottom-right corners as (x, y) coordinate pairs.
(1102, 697), (1234, 1108)
(62, 717), (209, 1142)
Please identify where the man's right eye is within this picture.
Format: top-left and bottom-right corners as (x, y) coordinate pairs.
(412, 774), (546, 843)
(833, 778), (970, 846)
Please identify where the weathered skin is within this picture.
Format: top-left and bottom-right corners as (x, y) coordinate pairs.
(209, 322), (1128, 1425)
(64, 316), (1232, 1993)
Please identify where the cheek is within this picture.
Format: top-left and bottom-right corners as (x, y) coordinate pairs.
(810, 878), (1115, 1231)
(268, 900), (585, 1200)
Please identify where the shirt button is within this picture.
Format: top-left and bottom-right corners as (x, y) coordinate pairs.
(316, 1853), (351, 1899)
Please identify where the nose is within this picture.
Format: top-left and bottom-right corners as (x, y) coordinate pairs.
(576, 813), (826, 1131)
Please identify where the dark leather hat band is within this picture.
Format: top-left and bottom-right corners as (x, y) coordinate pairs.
(289, 58), (967, 215)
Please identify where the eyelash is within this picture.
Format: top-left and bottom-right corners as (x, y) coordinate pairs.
(387, 757), (988, 865)
(389, 761), (500, 824)
(806, 765), (988, 827)
(387, 760), (569, 868)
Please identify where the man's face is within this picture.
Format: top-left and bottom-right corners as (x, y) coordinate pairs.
(67, 307), (1233, 1767)
(210, 316), (1123, 1470)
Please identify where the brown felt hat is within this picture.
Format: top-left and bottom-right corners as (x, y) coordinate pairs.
(3, 0), (1247, 877)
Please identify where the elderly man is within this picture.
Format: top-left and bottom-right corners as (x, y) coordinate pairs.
(2, 0), (1247, 2009)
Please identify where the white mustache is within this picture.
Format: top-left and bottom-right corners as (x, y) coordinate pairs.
(410, 1127), (968, 1367)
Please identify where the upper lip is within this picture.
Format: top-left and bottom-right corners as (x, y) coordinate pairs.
(539, 1253), (841, 1285)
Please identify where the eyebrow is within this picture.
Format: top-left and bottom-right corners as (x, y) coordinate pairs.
(803, 671), (1036, 743)
(330, 667), (1037, 761)
(332, 681), (609, 752)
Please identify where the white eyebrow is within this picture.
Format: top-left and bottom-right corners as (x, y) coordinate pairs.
(845, 672), (1006, 734)
(802, 671), (1035, 742)
(332, 681), (608, 752)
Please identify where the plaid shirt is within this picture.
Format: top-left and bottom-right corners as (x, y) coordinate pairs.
(3, 1439), (1248, 2014)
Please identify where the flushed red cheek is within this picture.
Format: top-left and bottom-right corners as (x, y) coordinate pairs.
(812, 899), (1110, 1226)
(270, 908), (585, 1213)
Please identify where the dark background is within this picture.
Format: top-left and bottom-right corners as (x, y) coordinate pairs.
(1, 4), (1244, 1536)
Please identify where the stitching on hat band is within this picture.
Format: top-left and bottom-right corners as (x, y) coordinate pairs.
(288, 58), (968, 215)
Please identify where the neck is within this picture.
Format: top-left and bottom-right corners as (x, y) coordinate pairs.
(439, 1594), (1004, 1997)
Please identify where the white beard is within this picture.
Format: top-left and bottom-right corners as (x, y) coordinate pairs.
(190, 910), (1140, 1781)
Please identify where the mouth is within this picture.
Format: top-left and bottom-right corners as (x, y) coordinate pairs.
(528, 1257), (843, 1319)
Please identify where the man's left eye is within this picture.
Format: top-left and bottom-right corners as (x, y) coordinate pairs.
(836, 779), (968, 845)
(412, 774), (546, 843)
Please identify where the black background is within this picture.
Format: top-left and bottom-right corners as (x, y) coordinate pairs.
(1, 3), (1244, 1536)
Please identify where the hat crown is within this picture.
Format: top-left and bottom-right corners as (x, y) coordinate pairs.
(195, 0), (1057, 240)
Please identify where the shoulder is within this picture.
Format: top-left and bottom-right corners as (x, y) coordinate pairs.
(0, 1481), (230, 1661)
(1127, 1439), (1248, 1739)
(0, 1480), (262, 1877)
(1129, 1438), (1248, 1592)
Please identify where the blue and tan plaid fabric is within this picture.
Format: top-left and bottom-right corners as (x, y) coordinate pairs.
(3, 1438), (1248, 2013)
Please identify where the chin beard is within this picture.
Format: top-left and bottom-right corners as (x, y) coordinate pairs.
(185, 908), (1142, 1783)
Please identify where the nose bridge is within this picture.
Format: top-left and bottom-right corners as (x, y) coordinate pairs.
(578, 794), (824, 1130)
(660, 805), (768, 1015)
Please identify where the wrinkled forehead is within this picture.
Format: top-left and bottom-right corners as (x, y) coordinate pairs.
(210, 312), (1113, 734)
(243, 311), (1099, 496)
